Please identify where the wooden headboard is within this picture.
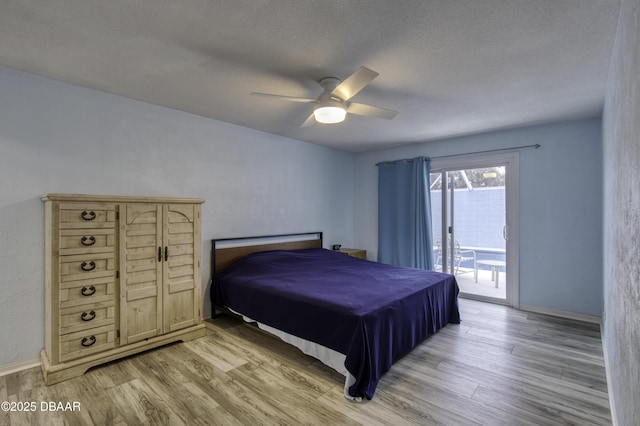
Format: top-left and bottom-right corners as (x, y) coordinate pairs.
(211, 232), (323, 275)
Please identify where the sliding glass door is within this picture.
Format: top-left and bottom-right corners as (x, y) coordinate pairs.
(430, 153), (519, 306)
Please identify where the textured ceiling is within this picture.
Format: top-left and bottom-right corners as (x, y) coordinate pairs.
(0, 0), (621, 152)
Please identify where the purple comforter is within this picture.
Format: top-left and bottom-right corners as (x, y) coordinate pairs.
(212, 248), (460, 399)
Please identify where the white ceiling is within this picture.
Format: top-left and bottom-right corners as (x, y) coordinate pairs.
(0, 0), (621, 153)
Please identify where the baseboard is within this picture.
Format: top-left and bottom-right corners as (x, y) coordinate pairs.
(519, 304), (601, 324)
(0, 356), (41, 377)
(601, 326), (618, 426)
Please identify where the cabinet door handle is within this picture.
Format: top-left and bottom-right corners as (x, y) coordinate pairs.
(81, 236), (96, 246)
(158, 247), (162, 262)
(80, 261), (96, 272)
(81, 336), (96, 347)
(81, 210), (96, 221)
(81, 285), (96, 296)
(81, 310), (96, 321)
(164, 246), (168, 261)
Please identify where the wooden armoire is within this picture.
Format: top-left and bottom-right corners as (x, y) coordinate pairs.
(41, 194), (206, 384)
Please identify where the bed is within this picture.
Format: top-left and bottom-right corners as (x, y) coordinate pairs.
(210, 232), (460, 400)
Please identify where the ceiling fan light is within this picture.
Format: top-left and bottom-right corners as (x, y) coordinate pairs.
(314, 106), (347, 124)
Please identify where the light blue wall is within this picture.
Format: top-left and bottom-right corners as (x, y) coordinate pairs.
(0, 66), (355, 366)
(354, 118), (603, 316)
(602, 0), (640, 423)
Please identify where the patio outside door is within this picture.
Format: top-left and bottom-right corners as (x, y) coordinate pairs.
(430, 153), (519, 306)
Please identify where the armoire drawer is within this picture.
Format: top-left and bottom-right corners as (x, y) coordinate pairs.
(60, 277), (115, 308)
(59, 252), (116, 282)
(58, 202), (116, 229)
(59, 325), (116, 363)
(59, 229), (116, 256)
(59, 301), (115, 335)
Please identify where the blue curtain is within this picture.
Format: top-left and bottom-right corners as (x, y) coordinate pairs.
(378, 156), (434, 270)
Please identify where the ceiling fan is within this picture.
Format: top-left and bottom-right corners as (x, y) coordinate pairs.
(251, 66), (398, 127)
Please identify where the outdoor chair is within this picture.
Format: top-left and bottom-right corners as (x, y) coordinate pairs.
(433, 237), (477, 276)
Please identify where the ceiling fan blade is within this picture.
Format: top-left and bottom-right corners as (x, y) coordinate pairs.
(301, 112), (316, 128)
(250, 92), (315, 103)
(347, 102), (399, 120)
(331, 66), (379, 101)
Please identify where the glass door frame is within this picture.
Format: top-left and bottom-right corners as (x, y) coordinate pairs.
(430, 152), (520, 308)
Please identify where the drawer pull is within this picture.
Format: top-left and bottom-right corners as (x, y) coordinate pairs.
(81, 310), (96, 322)
(81, 336), (96, 347)
(81, 285), (96, 296)
(81, 236), (96, 246)
(80, 261), (96, 272)
(81, 210), (96, 221)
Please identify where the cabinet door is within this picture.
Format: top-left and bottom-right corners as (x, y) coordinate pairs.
(120, 204), (163, 344)
(162, 204), (201, 332)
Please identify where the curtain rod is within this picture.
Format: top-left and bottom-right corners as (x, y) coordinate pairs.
(376, 144), (540, 165)
(429, 143), (540, 160)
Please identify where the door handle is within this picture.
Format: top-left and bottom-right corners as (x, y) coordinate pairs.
(81, 285), (96, 296)
(81, 236), (96, 246)
(164, 246), (168, 261)
(81, 336), (96, 347)
(81, 310), (96, 322)
(503, 225), (508, 240)
(80, 210), (96, 221)
(80, 261), (96, 271)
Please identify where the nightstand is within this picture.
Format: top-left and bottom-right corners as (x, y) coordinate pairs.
(337, 248), (367, 260)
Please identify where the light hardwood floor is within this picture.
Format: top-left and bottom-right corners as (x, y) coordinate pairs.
(0, 299), (611, 425)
